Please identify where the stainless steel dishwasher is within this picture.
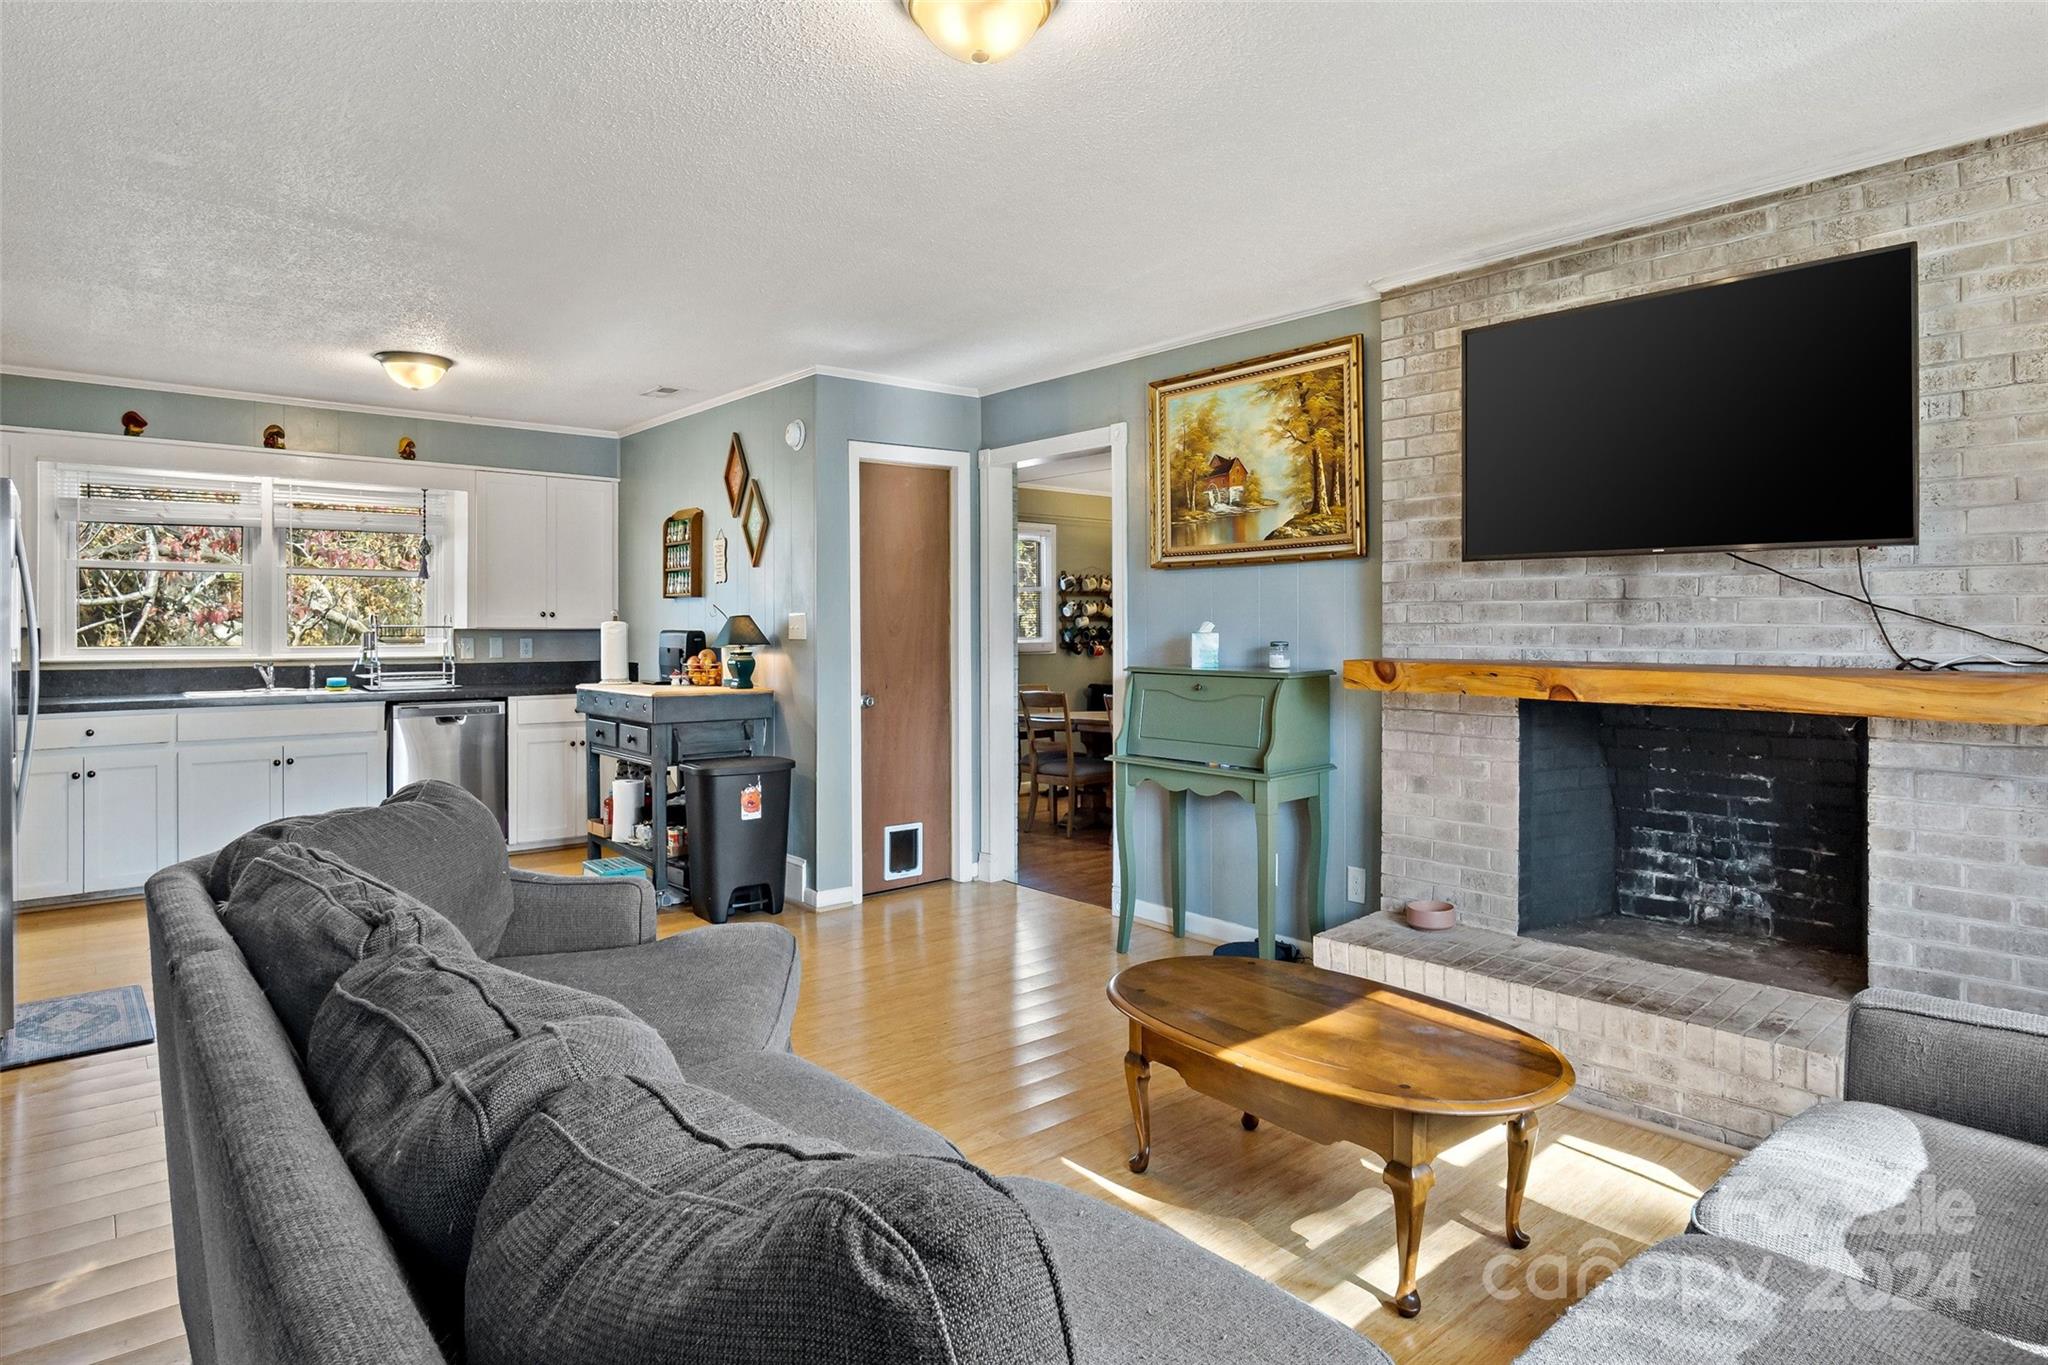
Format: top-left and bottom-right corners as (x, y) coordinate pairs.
(389, 700), (508, 834)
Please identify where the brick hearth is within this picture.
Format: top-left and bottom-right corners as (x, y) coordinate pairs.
(1316, 913), (1846, 1148)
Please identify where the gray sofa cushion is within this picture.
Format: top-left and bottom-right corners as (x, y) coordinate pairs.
(217, 842), (473, 1050)
(499, 922), (800, 1063)
(209, 779), (517, 956)
(465, 1073), (1076, 1365)
(1515, 1234), (2038, 1364)
(306, 945), (682, 1289)
(1691, 1099), (2048, 1350)
(683, 1049), (961, 1159)
(1002, 1177), (1393, 1364)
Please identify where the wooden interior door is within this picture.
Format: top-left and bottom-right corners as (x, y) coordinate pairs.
(859, 462), (952, 895)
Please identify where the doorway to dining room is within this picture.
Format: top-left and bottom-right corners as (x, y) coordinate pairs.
(1013, 458), (1117, 906)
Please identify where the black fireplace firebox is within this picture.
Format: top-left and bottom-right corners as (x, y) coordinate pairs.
(1518, 702), (1868, 961)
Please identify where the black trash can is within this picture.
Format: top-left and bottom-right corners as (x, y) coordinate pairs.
(679, 755), (795, 923)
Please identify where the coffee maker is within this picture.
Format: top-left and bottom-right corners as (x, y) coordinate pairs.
(657, 629), (708, 682)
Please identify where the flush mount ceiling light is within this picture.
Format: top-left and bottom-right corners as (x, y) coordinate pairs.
(905, 0), (1056, 64)
(372, 350), (454, 390)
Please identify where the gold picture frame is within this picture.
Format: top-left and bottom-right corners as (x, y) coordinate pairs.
(1146, 334), (1367, 568)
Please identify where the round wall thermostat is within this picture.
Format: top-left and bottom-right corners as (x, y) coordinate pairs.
(784, 419), (806, 451)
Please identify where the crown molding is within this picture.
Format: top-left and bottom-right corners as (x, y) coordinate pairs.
(977, 289), (1382, 399)
(614, 367), (822, 438)
(1369, 114), (2048, 295)
(0, 365), (618, 438)
(812, 366), (978, 399)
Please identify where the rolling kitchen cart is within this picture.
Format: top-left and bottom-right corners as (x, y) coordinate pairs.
(575, 683), (777, 908)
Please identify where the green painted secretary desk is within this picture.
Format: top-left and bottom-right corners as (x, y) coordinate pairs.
(1111, 667), (1335, 959)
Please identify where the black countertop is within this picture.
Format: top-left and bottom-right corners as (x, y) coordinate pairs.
(27, 661), (600, 716)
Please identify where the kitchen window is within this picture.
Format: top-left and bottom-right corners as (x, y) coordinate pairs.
(50, 462), (458, 660)
(1016, 522), (1056, 654)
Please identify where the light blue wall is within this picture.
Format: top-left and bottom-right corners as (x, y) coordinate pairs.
(982, 305), (1383, 940)
(0, 374), (618, 477)
(811, 376), (982, 894)
(618, 378), (820, 868)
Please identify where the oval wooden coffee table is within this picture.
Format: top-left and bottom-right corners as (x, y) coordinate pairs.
(1107, 956), (1575, 1318)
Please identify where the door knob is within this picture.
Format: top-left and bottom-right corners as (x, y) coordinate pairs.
(860, 694), (877, 710)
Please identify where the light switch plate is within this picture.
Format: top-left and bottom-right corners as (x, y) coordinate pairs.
(1346, 866), (1369, 903)
(518, 637), (534, 659)
(487, 635), (504, 659)
(786, 612), (808, 641)
(457, 636), (475, 661)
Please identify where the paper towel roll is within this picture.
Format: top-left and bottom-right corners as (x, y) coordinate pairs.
(599, 618), (630, 682)
(611, 777), (644, 842)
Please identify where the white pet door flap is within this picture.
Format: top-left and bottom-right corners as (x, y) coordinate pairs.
(882, 823), (924, 881)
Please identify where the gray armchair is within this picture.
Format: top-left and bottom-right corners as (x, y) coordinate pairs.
(1842, 987), (2048, 1147)
(491, 867), (658, 957)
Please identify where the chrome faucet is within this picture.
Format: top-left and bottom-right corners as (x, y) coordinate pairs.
(254, 663), (276, 691)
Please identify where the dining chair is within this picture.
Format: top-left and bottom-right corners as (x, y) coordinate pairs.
(1018, 688), (1112, 837)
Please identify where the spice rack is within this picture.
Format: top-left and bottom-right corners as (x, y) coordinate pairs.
(662, 508), (704, 598)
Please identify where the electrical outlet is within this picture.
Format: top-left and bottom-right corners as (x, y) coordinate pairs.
(457, 636), (475, 661)
(487, 636), (503, 659)
(1346, 866), (1369, 904)
(518, 636), (534, 660)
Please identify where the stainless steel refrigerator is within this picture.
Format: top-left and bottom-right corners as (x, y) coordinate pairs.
(2, 476), (44, 1059)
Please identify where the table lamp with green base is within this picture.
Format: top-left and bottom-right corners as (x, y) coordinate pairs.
(715, 613), (769, 689)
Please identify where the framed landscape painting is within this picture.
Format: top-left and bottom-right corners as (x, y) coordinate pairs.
(1146, 334), (1366, 568)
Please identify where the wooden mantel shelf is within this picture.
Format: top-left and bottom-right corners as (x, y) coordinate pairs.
(1343, 657), (2048, 727)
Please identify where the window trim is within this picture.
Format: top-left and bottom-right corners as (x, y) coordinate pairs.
(1016, 521), (1057, 655)
(43, 460), (461, 663)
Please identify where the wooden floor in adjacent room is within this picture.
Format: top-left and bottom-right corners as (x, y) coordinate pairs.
(1015, 792), (1113, 908)
(2, 852), (1731, 1364)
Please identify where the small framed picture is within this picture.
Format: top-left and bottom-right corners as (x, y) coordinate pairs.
(724, 434), (750, 515)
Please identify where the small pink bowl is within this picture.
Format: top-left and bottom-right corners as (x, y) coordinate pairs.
(1405, 899), (1456, 930)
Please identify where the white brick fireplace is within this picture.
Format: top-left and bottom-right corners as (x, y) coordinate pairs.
(1318, 124), (2048, 1148)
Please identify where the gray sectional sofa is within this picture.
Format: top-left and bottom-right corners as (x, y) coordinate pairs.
(147, 783), (1391, 1364)
(1521, 988), (2048, 1362)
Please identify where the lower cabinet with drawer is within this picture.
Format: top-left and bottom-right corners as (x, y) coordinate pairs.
(13, 702), (388, 902)
(16, 744), (177, 902)
(508, 694), (612, 850)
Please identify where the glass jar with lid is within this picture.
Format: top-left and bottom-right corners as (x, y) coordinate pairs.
(1267, 640), (1292, 670)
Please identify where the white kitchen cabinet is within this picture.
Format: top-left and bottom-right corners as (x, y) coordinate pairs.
(82, 747), (177, 894)
(177, 740), (285, 861)
(15, 753), (84, 901)
(13, 744), (174, 901)
(507, 694), (607, 851)
(510, 722), (584, 848)
(472, 471), (616, 628)
(546, 476), (617, 627)
(282, 734), (382, 819)
(474, 471), (551, 628)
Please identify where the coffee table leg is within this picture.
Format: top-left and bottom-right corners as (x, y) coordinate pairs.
(1124, 1033), (1152, 1175)
(1382, 1159), (1435, 1318)
(1241, 1112), (1259, 1131)
(1505, 1110), (1537, 1249)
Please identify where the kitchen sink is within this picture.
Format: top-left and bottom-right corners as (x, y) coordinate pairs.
(179, 687), (355, 699)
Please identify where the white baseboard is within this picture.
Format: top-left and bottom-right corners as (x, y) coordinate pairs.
(808, 885), (860, 911)
(1129, 895), (1307, 953)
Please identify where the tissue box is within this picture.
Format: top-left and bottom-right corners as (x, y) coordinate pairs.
(1190, 628), (1221, 670)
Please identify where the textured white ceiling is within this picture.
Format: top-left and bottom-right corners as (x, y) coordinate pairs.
(4, 2), (2044, 432)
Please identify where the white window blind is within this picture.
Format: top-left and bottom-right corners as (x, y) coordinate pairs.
(55, 466), (264, 526)
(274, 482), (452, 535)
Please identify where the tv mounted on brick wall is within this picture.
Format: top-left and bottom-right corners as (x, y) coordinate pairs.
(1460, 243), (1918, 562)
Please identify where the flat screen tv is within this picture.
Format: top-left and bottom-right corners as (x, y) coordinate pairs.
(1461, 243), (1918, 561)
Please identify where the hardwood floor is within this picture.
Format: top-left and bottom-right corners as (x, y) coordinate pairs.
(1015, 793), (1113, 908)
(2, 854), (1730, 1363)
